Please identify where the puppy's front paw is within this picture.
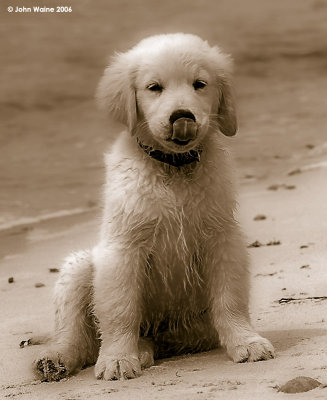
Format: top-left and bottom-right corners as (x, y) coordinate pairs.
(95, 353), (141, 380)
(34, 348), (75, 381)
(227, 335), (275, 363)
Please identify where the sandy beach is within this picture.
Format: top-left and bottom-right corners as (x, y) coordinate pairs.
(1, 159), (327, 399)
(1, 0), (327, 398)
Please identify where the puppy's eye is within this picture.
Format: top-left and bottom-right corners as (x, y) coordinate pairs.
(193, 80), (207, 90)
(147, 83), (163, 93)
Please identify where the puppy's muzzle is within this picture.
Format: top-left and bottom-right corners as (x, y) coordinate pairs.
(169, 109), (198, 145)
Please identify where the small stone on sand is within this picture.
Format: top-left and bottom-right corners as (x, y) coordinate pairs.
(49, 268), (60, 273)
(267, 184), (279, 191)
(247, 240), (263, 248)
(278, 376), (321, 393)
(288, 168), (302, 176)
(254, 214), (267, 221)
(266, 240), (281, 246)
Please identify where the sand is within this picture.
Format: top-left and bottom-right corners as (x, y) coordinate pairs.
(1, 161), (327, 399)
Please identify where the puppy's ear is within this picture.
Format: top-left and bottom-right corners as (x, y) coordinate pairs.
(96, 52), (137, 134)
(209, 46), (238, 136)
(217, 78), (237, 137)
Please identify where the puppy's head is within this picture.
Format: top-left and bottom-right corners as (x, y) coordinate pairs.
(97, 33), (237, 152)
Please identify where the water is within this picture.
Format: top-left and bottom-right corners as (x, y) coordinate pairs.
(1, 0), (327, 230)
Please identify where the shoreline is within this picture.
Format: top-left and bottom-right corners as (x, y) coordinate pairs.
(1, 148), (326, 236)
(0, 207), (97, 233)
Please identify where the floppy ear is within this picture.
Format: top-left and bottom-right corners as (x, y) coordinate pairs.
(96, 52), (137, 134)
(217, 78), (238, 137)
(209, 46), (238, 136)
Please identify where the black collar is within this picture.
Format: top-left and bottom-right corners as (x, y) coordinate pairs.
(137, 139), (201, 167)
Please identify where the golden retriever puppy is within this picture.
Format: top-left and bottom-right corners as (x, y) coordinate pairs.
(34, 33), (275, 382)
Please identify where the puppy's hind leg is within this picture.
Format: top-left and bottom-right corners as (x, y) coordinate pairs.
(34, 250), (99, 381)
(138, 337), (154, 369)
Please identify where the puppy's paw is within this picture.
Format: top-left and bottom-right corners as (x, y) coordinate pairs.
(34, 349), (74, 381)
(227, 335), (275, 363)
(95, 353), (141, 380)
(138, 338), (154, 369)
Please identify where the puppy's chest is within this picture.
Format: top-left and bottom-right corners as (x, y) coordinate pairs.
(145, 171), (212, 219)
(143, 210), (208, 313)
(142, 172), (212, 295)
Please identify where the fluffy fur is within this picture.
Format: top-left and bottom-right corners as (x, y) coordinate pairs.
(33, 33), (275, 382)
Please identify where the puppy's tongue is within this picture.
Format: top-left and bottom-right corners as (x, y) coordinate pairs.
(172, 118), (198, 142)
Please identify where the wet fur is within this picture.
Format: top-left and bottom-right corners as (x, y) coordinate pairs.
(33, 33), (274, 382)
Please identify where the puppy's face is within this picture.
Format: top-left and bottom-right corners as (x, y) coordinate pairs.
(135, 56), (219, 152)
(97, 34), (237, 152)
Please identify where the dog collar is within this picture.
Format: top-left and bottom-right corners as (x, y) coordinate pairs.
(137, 139), (201, 167)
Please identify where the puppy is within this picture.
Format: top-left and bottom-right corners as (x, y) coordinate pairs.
(34, 33), (275, 381)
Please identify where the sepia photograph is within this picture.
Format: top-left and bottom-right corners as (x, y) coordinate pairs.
(1, 0), (327, 398)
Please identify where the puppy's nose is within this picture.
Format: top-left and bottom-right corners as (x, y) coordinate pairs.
(170, 109), (197, 144)
(169, 109), (196, 124)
